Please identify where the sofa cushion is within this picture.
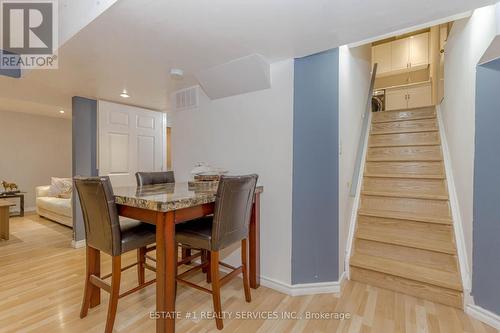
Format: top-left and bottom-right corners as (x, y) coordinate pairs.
(36, 197), (72, 217)
(49, 177), (73, 198)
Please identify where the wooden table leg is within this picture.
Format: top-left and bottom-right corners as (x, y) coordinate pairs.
(0, 206), (10, 240)
(249, 193), (261, 289)
(155, 211), (176, 333)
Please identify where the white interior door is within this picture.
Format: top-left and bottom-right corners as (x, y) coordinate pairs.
(98, 100), (166, 187)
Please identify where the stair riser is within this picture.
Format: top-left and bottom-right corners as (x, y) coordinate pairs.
(371, 119), (438, 135)
(356, 223), (456, 255)
(372, 107), (436, 123)
(350, 267), (463, 308)
(362, 177), (448, 199)
(360, 196), (451, 220)
(350, 254), (461, 290)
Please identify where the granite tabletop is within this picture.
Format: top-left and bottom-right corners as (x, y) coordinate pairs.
(114, 182), (263, 212)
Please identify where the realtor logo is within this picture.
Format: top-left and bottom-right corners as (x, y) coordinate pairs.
(0, 0), (58, 69)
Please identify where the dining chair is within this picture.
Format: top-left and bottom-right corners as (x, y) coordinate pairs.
(75, 176), (157, 333)
(135, 171), (175, 186)
(134, 171), (204, 267)
(175, 174), (258, 330)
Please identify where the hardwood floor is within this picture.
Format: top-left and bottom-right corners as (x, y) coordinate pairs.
(0, 215), (498, 333)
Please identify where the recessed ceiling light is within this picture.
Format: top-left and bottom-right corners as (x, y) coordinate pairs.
(170, 68), (184, 80)
(120, 90), (130, 98)
(59, 110), (65, 114)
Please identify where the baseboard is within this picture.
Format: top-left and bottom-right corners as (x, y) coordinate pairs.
(71, 239), (86, 249)
(261, 272), (345, 297)
(436, 106), (472, 293)
(466, 304), (500, 330)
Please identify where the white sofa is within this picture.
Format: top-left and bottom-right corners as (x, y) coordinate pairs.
(35, 185), (73, 228)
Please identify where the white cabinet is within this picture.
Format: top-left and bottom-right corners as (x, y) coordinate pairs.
(391, 38), (410, 72)
(385, 82), (432, 111)
(386, 87), (408, 111)
(372, 32), (429, 77)
(407, 84), (432, 109)
(372, 43), (392, 75)
(409, 33), (429, 68)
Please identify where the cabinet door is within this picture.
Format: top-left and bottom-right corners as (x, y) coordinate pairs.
(407, 84), (432, 109)
(372, 43), (392, 74)
(391, 38), (410, 72)
(409, 32), (429, 68)
(386, 88), (408, 111)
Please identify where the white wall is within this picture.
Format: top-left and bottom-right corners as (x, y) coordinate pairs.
(171, 60), (294, 285)
(440, 4), (499, 271)
(0, 111), (72, 209)
(338, 45), (372, 276)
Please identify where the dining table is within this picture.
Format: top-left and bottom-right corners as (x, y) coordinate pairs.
(108, 181), (263, 333)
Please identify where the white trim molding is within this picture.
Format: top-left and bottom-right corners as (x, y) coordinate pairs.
(349, 11), (472, 48)
(345, 111), (372, 279)
(436, 106), (472, 293)
(261, 273), (345, 297)
(71, 239), (86, 249)
(466, 304), (500, 330)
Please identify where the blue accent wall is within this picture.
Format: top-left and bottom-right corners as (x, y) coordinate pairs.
(292, 49), (339, 284)
(72, 97), (98, 242)
(473, 59), (500, 315)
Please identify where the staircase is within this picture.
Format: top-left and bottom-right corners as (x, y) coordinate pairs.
(350, 106), (463, 308)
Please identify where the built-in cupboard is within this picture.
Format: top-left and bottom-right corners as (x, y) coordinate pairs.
(372, 32), (429, 77)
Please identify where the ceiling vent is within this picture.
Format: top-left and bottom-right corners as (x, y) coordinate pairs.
(173, 86), (199, 111)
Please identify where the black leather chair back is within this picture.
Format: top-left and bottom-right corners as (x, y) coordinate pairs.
(74, 176), (122, 256)
(211, 175), (258, 251)
(135, 171), (175, 186)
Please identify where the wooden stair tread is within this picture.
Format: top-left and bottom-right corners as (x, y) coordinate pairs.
(356, 217), (456, 254)
(371, 119), (438, 135)
(364, 173), (445, 179)
(364, 161), (445, 178)
(361, 191), (448, 200)
(358, 209), (452, 225)
(355, 238), (459, 273)
(367, 146), (443, 162)
(362, 177), (448, 200)
(369, 132), (440, 148)
(375, 106), (436, 113)
(350, 267), (463, 308)
(360, 195), (451, 221)
(372, 108), (436, 123)
(350, 253), (462, 291)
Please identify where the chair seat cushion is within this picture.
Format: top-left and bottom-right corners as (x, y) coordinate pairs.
(175, 217), (213, 250)
(120, 219), (156, 254)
